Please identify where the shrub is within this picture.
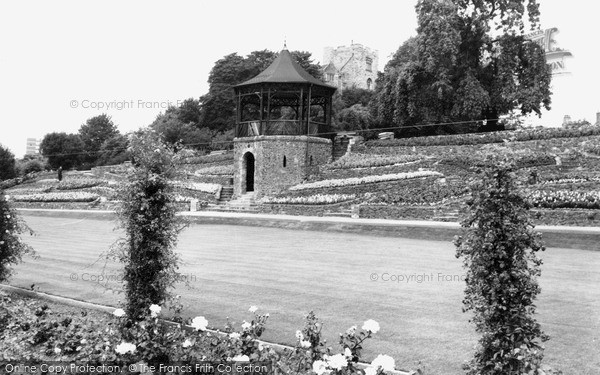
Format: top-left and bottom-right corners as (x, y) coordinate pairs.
(20, 160), (44, 175)
(0, 191), (35, 282)
(111, 130), (186, 321)
(454, 161), (555, 374)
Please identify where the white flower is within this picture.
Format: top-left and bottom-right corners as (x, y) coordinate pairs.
(54, 347), (61, 354)
(149, 304), (161, 317)
(113, 308), (126, 318)
(241, 321), (252, 330)
(370, 354), (395, 372)
(364, 367), (377, 375)
(258, 342), (264, 351)
(300, 340), (311, 348)
(344, 347), (352, 357)
(346, 325), (357, 335)
(295, 330), (304, 340)
(362, 319), (380, 333)
(249, 305), (258, 313)
(326, 353), (347, 370)
(231, 354), (249, 361)
(190, 316), (208, 331)
(80, 339), (87, 344)
(312, 360), (329, 375)
(115, 342), (136, 355)
(182, 339), (193, 348)
(229, 332), (241, 340)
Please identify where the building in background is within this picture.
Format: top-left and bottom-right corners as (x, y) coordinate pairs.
(322, 43), (379, 92)
(25, 138), (41, 156)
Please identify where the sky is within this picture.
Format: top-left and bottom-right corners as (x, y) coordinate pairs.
(0, 0), (598, 158)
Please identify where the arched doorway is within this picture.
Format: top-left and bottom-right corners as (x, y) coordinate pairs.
(244, 152), (255, 192)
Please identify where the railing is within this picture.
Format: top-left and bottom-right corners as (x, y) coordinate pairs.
(235, 120), (333, 140)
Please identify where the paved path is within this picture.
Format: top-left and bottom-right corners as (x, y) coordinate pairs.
(9, 211), (600, 374)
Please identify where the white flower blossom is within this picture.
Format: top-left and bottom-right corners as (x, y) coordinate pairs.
(115, 342), (136, 355)
(370, 354), (395, 372)
(54, 347), (61, 354)
(326, 353), (347, 370)
(229, 332), (241, 340)
(300, 340), (311, 348)
(149, 304), (161, 318)
(362, 319), (380, 333)
(190, 316), (208, 331)
(182, 339), (193, 348)
(295, 330), (304, 340)
(231, 354), (249, 362)
(112, 308), (126, 318)
(344, 348), (352, 357)
(248, 305), (258, 313)
(241, 320), (252, 330)
(312, 360), (329, 375)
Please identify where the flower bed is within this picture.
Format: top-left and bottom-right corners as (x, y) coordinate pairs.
(323, 153), (422, 170)
(172, 181), (221, 195)
(193, 165), (234, 176)
(260, 194), (356, 205)
(56, 178), (103, 190)
(0, 292), (401, 375)
(526, 190), (600, 209)
(290, 171), (443, 191)
(366, 125), (600, 148)
(9, 192), (100, 202)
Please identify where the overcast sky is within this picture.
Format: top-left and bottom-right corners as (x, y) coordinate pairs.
(0, 0), (597, 158)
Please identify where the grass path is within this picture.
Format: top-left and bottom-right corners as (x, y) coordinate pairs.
(10, 214), (600, 374)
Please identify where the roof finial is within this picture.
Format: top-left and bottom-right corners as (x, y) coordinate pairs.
(283, 37), (287, 50)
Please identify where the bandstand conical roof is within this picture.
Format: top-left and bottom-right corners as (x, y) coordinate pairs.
(234, 48), (334, 90)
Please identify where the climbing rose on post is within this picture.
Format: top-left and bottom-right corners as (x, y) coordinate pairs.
(455, 160), (551, 374)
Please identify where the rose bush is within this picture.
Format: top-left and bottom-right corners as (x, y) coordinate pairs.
(290, 171), (443, 191)
(260, 194), (356, 205)
(10, 192), (99, 202)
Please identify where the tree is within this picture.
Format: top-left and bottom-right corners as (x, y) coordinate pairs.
(168, 98), (202, 127)
(375, 0), (551, 135)
(79, 114), (120, 165)
(95, 133), (130, 166)
(0, 145), (17, 181)
(150, 112), (212, 151)
(199, 49), (321, 133)
(455, 160), (551, 374)
(112, 130), (184, 320)
(40, 132), (84, 170)
(0, 193), (35, 282)
(336, 104), (373, 131)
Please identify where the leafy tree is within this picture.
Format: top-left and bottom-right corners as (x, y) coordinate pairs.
(112, 130), (185, 320)
(150, 112), (212, 151)
(336, 104), (373, 131)
(19, 160), (44, 175)
(79, 114), (120, 165)
(168, 98), (203, 127)
(455, 160), (552, 374)
(199, 49), (321, 133)
(95, 133), (130, 166)
(375, 0), (551, 134)
(0, 193), (35, 282)
(40, 132), (84, 170)
(0, 145), (17, 181)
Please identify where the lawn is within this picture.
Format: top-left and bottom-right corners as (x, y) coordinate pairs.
(9, 213), (600, 374)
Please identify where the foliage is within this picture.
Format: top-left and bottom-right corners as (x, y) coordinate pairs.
(336, 104), (374, 131)
(0, 295), (399, 375)
(199, 49), (321, 133)
(112, 130), (185, 320)
(40, 132), (84, 170)
(193, 164), (233, 176)
(78, 114), (120, 166)
(260, 194), (356, 205)
(20, 160), (44, 175)
(150, 112), (212, 151)
(526, 189), (600, 209)
(325, 153), (421, 170)
(454, 161), (552, 374)
(375, 0), (551, 134)
(290, 171), (442, 191)
(0, 192), (35, 282)
(366, 125), (600, 147)
(172, 181), (221, 195)
(56, 178), (103, 190)
(95, 133), (130, 167)
(0, 145), (17, 181)
(10, 192), (99, 202)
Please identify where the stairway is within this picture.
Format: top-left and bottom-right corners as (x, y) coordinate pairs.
(207, 192), (259, 213)
(332, 139), (350, 160)
(219, 186), (234, 202)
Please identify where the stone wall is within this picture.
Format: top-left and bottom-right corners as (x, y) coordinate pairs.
(233, 136), (332, 198)
(322, 43), (379, 90)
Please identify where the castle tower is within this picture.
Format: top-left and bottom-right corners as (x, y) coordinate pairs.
(322, 43), (379, 91)
(232, 48), (336, 198)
